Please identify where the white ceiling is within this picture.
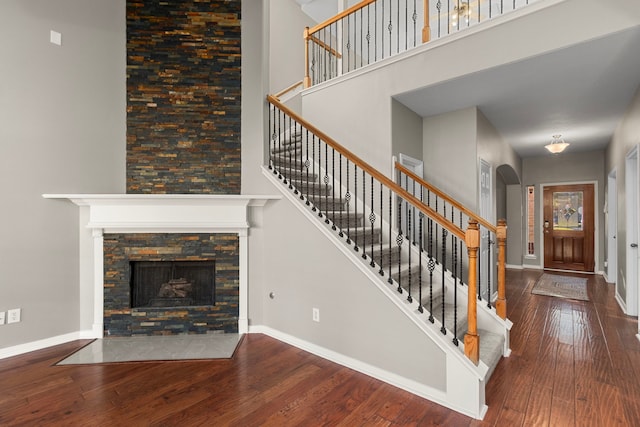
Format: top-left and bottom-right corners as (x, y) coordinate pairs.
(395, 26), (640, 158)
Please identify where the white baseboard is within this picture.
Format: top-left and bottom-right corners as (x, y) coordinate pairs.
(615, 291), (628, 314)
(248, 325), (484, 420)
(0, 331), (88, 360)
(506, 264), (523, 270)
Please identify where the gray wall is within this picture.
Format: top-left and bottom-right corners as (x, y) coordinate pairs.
(423, 107), (478, 210)
(522, 150), (606, 272)
(391, 99), (423, 163)
(605, 85), (640, 307)
(506, 185), (524, 266)
(260, 191), (447, 391)
(0, 0), (126, 349)
(269, 0), (316, 94)
(477, 110), (522, 197)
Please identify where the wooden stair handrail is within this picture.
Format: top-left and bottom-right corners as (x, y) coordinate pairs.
(395, 162), (496, 233)
(274, 81), (304, 101)
(308, 0), (376, 36)
(397, 162), (507, 320)
(308, 34), (342, 58)
(268, 94), (464, 240)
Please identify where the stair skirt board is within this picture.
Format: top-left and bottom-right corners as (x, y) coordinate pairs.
(249, 325), (488, 420)
(264, 161), (510, 361)
(264, 157), (510, 342)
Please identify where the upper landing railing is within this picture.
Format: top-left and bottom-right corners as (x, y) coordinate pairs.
(304, 0), (537, 87)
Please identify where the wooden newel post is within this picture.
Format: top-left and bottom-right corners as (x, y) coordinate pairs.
(464, 219), (480, 365)
(303, 27), (311, 88)
(422, 0), (431, 43)
(495, 219), (507, 319)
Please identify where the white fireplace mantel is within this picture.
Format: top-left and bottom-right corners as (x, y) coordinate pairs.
(43, 194), (281, 337)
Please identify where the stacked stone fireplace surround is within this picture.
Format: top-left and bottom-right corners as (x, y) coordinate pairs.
(103, 233), (239, 336)
(103, 1), (242, 337)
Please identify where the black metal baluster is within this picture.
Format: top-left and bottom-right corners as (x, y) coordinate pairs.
(360, 8), (363, 69)
(478, 227), (482, 301)
(428, 247), (435, 323)
(388, 188), (393, 284)
(345, 160), (351, 244)
(379, 183), (385, 275)
(407, 207), (413, 303)
(389, 0), (393, 57)
(405, 0), (408, 51)
(323, 141), (329, 220)
(354, 9), (357, 69)
(339, 154), (344, 236)
(374, 1), (378, 62)
(453, 234), (459, 346)
(434, 197), (439, 265)
(451, 207), (455, 276)
(436, 0), (442, 38)
(331, 149), (336, 230)
(441, 228), (447, 335)
(362, 169), (367, 258)
(346, 14), (351, 73)
(269, 105), (275, 172)
(354, 163), (359, 251)
(288, 115), (293, 191)
(396, 198), (403, 293)
(382, 0), (385, 59)
(418, 210), (424, 313)
(304, 129), (310, 202)
(369, 174), (375, 265)
(366, 5), (371, 65)
(277, 108), (283, 180)
(412, 178), (417, 244)
(459, 212), (464, 285)
(488, 232), (493, 308)
(311, 134), (317, 212)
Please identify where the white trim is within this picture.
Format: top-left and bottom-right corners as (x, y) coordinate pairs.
(0, 332), (83, 360)
(249, 325), (488, 420)
(43, 194), (280, 339)
(616, 290), (628, 314)
(506, 264), (524, 270)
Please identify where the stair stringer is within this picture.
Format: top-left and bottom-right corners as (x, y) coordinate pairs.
(261, 165), (490, 420)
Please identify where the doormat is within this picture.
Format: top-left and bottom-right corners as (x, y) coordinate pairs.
(531, 273), (589, 301)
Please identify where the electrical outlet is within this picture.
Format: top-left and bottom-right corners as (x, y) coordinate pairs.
(312, 308), (320, 322)
(7, 308), (21, 324)
(0, 312), (5, 325)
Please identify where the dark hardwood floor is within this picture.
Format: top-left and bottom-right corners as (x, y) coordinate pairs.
(1, 270), (639, 426)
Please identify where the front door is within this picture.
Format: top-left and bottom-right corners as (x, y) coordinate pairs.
(543, 184), (595, 272)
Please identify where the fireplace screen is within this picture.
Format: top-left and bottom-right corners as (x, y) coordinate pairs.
(130, 261), (215, 308)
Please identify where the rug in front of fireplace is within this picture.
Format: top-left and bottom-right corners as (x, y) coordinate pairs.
(57, 333), (242, 365)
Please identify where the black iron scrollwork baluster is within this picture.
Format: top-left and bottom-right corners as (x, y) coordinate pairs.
(369, 175), (375, 265)
(441, 228), (448, 335)
(418, 210), (424, 313)
(396, 200), (403, 294)
(453, 234), (459, 346)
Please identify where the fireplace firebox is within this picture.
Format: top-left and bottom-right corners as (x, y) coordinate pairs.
(130, 260), (215, 308)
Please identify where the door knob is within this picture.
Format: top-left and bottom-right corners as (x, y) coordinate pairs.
(632, 243), (639, 248)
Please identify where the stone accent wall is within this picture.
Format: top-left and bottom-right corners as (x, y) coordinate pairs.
(103, 233), (239, 336)
(126, 0), (241, 194)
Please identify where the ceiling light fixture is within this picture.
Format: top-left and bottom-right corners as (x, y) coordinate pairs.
(451, 3), (471, 26)
(545, 134), (570, 154)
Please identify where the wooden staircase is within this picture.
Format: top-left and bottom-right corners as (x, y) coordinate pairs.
(270, 127), (506, 380)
